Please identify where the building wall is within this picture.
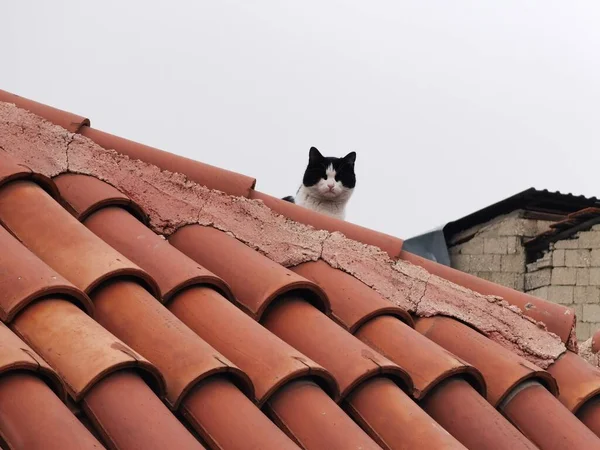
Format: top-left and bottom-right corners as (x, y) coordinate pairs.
(448, 211), (552, 291)
(448, 211), (600, 341)
(525, 224), (600, 341)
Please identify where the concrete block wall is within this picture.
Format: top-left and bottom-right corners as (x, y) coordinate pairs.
(449, 211), (552, 291)
(525, 224), (600, 341)
(449, 211), (600, 341)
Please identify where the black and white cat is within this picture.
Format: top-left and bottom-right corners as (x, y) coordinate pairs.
(283, 147), (356, 220)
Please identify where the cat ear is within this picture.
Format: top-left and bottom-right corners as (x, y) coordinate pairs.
(343, 151), (356, 165)
(309, 147), (324, 163)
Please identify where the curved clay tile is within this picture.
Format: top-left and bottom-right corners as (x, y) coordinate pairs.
(501, 381), (600, 449)
(0, 89), (90, 133)
(0, 151), (58, 199)
(415, 316), (558, 407)
(291, 261), (485, 400)
(169, 225), (330, 319)
(83, 206), (233, 303)
(0, 225), (93, 321)
(11, 298), (165, 401)
(91, 280), (254, 409)
(83, 370), (204, 450)
(266, 379), (380, 449)
(578, 397), (600, 439)
(54, 173), (147, 222)
(0, 372), (103, 450)
(401, 250), (575, 345)
(547, 350), (600, 413)
(291, 260), (413, 331)
(80, 126), (256, 198)
(356, 315), (486, 399)
(0, 181), (160, 297)
(261, 295), (412, 399)
(181, 377), (299, 449)
(422, 378), (538, 450)
(169, 286), (338, 404)
(346, 377), (467, 449)
(250, 190), (404, 258)
(0, 322), (66, 401)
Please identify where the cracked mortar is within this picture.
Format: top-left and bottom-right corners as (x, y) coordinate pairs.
(0, 101), (567, 368)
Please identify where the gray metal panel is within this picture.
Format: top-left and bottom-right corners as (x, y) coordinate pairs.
(403, 227), (451, 266)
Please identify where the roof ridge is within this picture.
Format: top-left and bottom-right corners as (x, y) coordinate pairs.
(0, 98), (566, 368)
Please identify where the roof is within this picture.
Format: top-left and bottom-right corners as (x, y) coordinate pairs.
(444, 188), (600, 240)
(406, 188), (600, 266)
(1, 89), (600, 449)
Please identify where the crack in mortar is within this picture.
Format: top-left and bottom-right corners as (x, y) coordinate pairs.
(65, 133), (75, 171)
(412, 275), (431, 312)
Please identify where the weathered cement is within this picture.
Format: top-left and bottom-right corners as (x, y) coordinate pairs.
(0, 101), (566, 367)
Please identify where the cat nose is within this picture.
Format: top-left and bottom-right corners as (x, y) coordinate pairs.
(327, 183), (335, 190)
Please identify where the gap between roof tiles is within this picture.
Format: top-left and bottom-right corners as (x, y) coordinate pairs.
(0, 100), (567, 368)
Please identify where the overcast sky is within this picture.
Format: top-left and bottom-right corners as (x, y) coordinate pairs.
(2, 1), (600, 238)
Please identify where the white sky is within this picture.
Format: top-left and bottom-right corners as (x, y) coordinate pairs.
(2, 1), (600, 238)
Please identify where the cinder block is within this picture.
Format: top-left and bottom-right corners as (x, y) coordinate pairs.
(470, 255), (501, 272)
(577, 268), (590, 285)
(565, 249), (591, 267)
(554, 239), (579, 249)
(591, 249), (600, 266)
(551, 267), (577, 285)
(577, 321), (591, 341)
(525, 268), (552, 290)
(552, 249), (566, 267)
(547, 285), (574, 305)
(527, 286), (549, 300)
(583, 304), (600, 323)
(590, 268), (600, 286)
(578, 231), (600, 249)
(484, 237), (508, 255)
(451, 254), (471, 272)
(460, 238), (484, 255)
(501, 254), (525, 273)
(574, 286), (600, 304)
(591, 224), (600, 232)
(489, 272), (523, 290)
(495, 217), (531, 236)
(507, 237), (520, 255)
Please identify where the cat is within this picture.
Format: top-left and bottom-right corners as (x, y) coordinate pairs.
(282, 147), (356, 220)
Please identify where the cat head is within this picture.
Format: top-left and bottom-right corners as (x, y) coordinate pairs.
(302, 147), (356, 201)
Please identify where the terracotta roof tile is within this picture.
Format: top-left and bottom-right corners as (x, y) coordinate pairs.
(0, 372), (103, 449)
(401, 250), (577, 346)
(250, 189), (405, 258)
(421, 378), (537, 450)
(0, 224), (92, 321)
(169, 225), (331, 319)
(80, 126), (256, 198)
(415, 316), (557, 407)
(11, 298), (164, 401)
(2, 90), (600, 449)
(0, 181), (160, 298)
(0, 321), (65, 400)
(82, 206), (232, 303)
(0, 89), (89, 133)
(54, 173), (147, 223)
(91, 280), (253, 409)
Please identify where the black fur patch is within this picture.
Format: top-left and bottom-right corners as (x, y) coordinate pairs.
(303, 147), (356, 189)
